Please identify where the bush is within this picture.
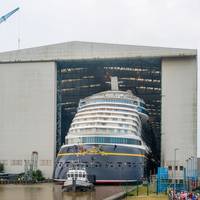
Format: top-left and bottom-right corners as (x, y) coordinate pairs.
(32, 170), (45, 181)
(0, 163), (4, 173)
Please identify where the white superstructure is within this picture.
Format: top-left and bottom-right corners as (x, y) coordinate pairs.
(65, 82), (148, 149)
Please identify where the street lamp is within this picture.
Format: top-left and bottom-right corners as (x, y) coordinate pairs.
(191, 156), (197, 179)
(186, 159), (189, 191)
(186, 159), (189, 178)
(173, 148), (179, 192)
(190, 156), (197, 189)
(194, 157), (197, 179)
(191, 156), (194, 179)
(188, 157), (192, 178)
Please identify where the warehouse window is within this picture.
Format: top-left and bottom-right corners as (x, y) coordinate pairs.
(180, 166), (184, 171)
(11, 160), (22, 166)
(0, 160), (8, 166)
(168, 166), (172, 170)
(40, 160), (52, 166)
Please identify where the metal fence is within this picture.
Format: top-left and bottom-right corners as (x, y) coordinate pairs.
(156, 167), (200, 193)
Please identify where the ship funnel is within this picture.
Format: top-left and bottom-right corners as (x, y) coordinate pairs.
(111, 76), (119, 91)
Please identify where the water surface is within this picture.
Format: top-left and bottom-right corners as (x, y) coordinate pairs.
(0, 183), (129, 200)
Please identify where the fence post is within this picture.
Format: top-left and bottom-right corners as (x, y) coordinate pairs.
(147, 181), (149, 196)
(156, 177), (158, 195)
(137, 180), (139, 196)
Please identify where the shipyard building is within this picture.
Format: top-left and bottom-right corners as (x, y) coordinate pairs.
(0, 41), (197, 178)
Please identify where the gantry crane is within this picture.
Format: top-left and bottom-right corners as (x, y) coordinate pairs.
(0, 7), (19, 24)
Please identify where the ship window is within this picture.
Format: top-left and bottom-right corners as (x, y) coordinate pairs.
(140, 102), (146, 108)
(117, 162), (122, 167)
(180, 166), (184, 171)
(68, 136), (142, 146)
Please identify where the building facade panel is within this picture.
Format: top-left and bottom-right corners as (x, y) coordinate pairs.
(0, 42), (197, 178)
(161, 57), (197, 173)
(0, 62), (57, 178)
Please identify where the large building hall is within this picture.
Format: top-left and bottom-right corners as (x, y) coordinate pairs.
(0, 41), (197, 178)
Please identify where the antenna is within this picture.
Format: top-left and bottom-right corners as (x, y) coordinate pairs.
(0, 7), (20, 49)
(17, 8), (21, 49)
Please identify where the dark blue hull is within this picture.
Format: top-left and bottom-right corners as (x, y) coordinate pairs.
(54, 144), (145, 183)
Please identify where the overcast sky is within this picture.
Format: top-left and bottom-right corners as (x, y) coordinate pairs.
(0, 0), (200, 155)
(1, 0), (200, 51)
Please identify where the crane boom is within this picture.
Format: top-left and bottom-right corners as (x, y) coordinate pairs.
(0, 7), (19, 24)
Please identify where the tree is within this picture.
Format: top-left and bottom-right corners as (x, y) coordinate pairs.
(32, 170), (45, 181)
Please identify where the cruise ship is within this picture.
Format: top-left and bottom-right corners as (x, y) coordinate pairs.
(54, 77), (149, 183)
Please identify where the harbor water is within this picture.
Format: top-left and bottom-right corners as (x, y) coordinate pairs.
(0, 183), (130, 200)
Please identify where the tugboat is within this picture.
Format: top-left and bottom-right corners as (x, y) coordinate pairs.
(62, 162), (94, 192)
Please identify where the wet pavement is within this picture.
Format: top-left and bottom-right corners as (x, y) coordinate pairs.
(0, 183), (133, 200)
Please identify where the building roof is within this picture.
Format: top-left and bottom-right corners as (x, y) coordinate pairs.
(0, 41), (197, 62)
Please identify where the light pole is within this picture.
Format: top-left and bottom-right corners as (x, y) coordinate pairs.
(174, 148), (179, 192)
(191, 156), (197, 179)
(191, 156), (194, 179)
(189, 157), (192, 178)
(188, 157), (192, 191)
(186, 159), (188, 178)
(190, 156), (197, 189)
(186, 159), (189, 191)
(194, 157), (197, 188)
(194, 157), (197, 179)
